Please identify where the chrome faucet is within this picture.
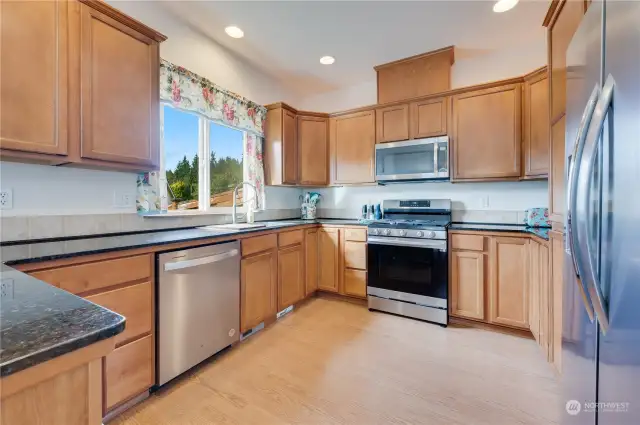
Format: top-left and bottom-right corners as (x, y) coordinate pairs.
(232, 181), (257, 224)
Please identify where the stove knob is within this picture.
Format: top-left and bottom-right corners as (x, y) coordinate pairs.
(399, 230), (406, 237)
(371, 229), (379, 236)
(426, 231), (436, 239)
(383, 229), (391, 236)
(416, 231), (424, 237)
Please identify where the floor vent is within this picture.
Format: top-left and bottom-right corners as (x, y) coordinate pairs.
(240, 322), (265, 341)
(277, 305), (294, 319)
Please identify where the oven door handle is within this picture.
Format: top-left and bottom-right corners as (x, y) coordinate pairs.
(368, 236), (446, 251)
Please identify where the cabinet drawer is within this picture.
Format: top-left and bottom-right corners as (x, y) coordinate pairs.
(344, 269), (367, 298)
(451, 234), (485, 251)
(278, 229), (303, 247)
(105, 334), (154, 410)
(86, 282), (152, 346)
(241, 234), (277, 257)
(344, 228), (367, 242)
(344, 241), (367, 270)
(30, 254), (152, 295)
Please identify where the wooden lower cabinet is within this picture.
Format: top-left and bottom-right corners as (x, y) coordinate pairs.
(104, 335), (154, 410)
(450, 250), (485, 320)
(344, 269), (367, 298)
(529, 241), (541, 343)
(489, 237), (529, 329)
(539, 243), (551, 358)
(550, 230), (564, 372)
(318, 228), (340, 292)
(305, 229), (319, 296)
(240, 249), (277, 332)
(278, 244), (304, 311)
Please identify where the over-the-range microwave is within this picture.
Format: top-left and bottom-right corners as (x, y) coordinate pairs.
(375, 136), (449, 184)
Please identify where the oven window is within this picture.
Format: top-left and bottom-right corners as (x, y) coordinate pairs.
(368, 243), (448, 300)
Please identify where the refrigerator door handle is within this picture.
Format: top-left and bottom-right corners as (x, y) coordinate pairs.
(566, 84), (599, 321)
(574, 74), (615, 334)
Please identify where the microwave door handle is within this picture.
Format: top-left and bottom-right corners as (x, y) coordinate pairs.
(567, 84), (599, 321)
(574, 74), (615, 334)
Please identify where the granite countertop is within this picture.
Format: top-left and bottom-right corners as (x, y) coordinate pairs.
(448, 222), (550, 240)
(1, 219), (366, 266)
(0, 218), (365, 377)
(0, 264), (125, 377)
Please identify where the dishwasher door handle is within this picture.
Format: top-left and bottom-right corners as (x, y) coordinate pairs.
(164, 249), (240, 272)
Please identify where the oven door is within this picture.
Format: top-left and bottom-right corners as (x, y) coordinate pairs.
(367, 238), (448, 308)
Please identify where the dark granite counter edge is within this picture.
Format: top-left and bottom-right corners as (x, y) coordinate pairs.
(3, 219), (365, 266)
(1, 316), (125, 377)
(448, 222), (550, 241)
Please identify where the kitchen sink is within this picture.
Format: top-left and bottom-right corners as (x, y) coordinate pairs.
(199, 223), (267, 231)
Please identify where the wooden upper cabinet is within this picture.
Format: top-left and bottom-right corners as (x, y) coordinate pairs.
(375, 46), (454, 104)
(318, 228), (339, 292)
(375, 104), (409, 143)
(241, 249), (277, 332)
(298, 115), (328, 185)
(523, 69), (550, 178)
(550, 116), (566, 221)
(330, 110), (375, 184)
(78, 3), (160, 168)
(450, 250), (485, 321)
(304, 229), (319, 296)
(277, 244), (304, 311)
(265, 105), (298, 185)
(451, 83), (522, 180)
(488, 237), (529, 329)
(410, 97), (448, 139)
(0, 0), (69, 156)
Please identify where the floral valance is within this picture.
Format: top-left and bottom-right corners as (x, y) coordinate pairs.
(160, 59), (267, 136)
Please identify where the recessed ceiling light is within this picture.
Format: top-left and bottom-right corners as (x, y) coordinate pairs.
(320, 56), (335, 65)
(493, 0), (519, 13)
(224, 26), (244, 39)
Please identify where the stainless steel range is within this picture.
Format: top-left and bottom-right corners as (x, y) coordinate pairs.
(367, 199), (451, 326)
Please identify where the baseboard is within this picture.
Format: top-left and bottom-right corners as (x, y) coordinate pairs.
(316, 291), (368, 306)
(449, 316), (534, 339)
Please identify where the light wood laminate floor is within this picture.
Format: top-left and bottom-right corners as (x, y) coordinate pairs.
(111, 297), (560, 425)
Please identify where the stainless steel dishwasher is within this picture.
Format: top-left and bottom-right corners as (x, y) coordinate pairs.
(157, 241), (240, 386)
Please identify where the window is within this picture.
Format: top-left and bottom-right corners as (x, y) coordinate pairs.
(162, 104), (246, 211)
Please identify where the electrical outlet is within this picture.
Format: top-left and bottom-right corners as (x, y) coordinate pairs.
(0, 189), (13, 210)
(113, 191), (134, 208)
(1, 278), (14, 299)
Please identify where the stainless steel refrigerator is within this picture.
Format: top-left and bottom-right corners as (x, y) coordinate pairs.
(563, 1), (640, 424)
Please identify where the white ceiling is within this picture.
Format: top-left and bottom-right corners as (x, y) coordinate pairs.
(159, 0), (549, 97)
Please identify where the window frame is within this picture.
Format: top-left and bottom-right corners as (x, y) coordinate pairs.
(160, 103), (247, 214)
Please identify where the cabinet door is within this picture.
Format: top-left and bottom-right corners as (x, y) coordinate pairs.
(489, 237), (529, 329)
(550, 230), (564, 371)
(539, 243), (550, 360)
(450, 251), (485, 320)
(318, 228), (339, 292)
(330, 111), (375, 184)
(410, 97), (448, 139)
(282, 109), (298, 184)
(523, 73), (550, 178)
(298, 116), (328, 185)
(375, 104), (409, 143)
(278, 245), (304, 311)
(529, 241), (540, 343)
(452, 84), (522, 180)
(241, 250), (277, 332)
(79, 4), (159, 167)
(549, 115), (566, 223)
(304, 229), (319, 296)
(0, 0), (68, 155)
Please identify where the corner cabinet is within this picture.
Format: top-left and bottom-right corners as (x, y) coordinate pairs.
(318, 228), (340, 292)
(76, 2), (160, 168)
(304, 229), (319, 296)
(297, 115), (329, 185)
(330, 110), (376, 184)
(0, 0), (166, 171)
(265, 105), (298, 185)
(451, 83), (522, 181)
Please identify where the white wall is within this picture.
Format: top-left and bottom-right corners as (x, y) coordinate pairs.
(0, 2), (301, 218)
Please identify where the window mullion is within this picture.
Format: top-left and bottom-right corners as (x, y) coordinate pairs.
(198, 118), (210, 211)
